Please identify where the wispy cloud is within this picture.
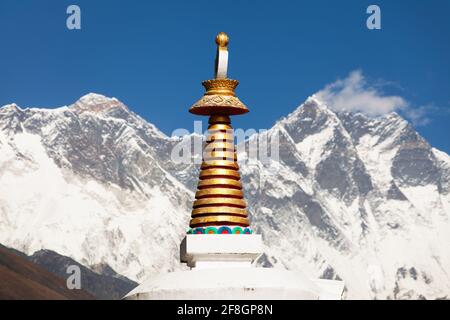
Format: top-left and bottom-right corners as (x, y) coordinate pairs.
(404, 105), (433, 126)
(314, 70), (433, 126)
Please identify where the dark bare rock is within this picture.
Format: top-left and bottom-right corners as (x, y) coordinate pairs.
(0, 244), (94, 300)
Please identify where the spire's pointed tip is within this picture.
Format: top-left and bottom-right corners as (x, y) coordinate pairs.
(215, 32), (229, 48)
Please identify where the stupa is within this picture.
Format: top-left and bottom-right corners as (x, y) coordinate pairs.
(125, 33), (344, 300)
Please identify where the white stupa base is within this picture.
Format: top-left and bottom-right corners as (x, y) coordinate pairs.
(124, 235), (345, 300)
(180, 234), (264, 268)
(124, 267), (344, 300)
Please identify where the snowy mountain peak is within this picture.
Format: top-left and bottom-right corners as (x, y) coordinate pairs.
(281, 95), (328, 111)
(72, 93), (129, 114)
(78, 92), (117, 104)
(276, 95), (345, 150)
(0, 103), (22, 113)
(306, 95), (330, 109)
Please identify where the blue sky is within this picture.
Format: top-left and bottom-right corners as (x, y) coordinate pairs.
(0, 0), (449, 153)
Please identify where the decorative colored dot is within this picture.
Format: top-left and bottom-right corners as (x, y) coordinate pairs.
(243, 228), (252, 234)
(232, 227), (243, 234)
(205, 227), (218, 234)
(187, 229), (193, 234)
(194, 228), (205, 234)
(218, 226), (232, 234)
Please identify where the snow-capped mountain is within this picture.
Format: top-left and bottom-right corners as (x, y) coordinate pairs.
(0, 93), (449, 299)
(240, 98), (450, 299)
(0, 94), (193, 281)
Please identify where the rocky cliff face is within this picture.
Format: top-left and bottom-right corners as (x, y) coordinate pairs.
(1, 93), (449, 299)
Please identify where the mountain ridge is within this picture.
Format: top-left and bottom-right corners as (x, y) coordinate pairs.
(0, 244), (95, 300)
(0, 93), (449, 299)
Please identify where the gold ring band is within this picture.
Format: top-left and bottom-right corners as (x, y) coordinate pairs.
(204, 142), (235, 151)
(201, 160), (238, 170)
(192, 206), (247, 216)
(208, 115), (231, 124)
(193, 198), (246, 208)
(197, 178), (242, 189)
(203, 151), (236, 161)
(195, 188), (244, 199)
(206, 132), (234, 142)
(208, 124), (232, 131)
(199, 168), (240, 179)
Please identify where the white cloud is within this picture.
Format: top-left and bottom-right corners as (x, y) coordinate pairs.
(315, 70), (407, 116)
(314, 70), (432, 126)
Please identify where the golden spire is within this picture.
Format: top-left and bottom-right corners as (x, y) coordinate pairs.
(188, 33), (251, 234)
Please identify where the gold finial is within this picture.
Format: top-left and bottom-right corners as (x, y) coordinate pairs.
(189, 32), (249, 115)
(216, 32), (229, 48)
